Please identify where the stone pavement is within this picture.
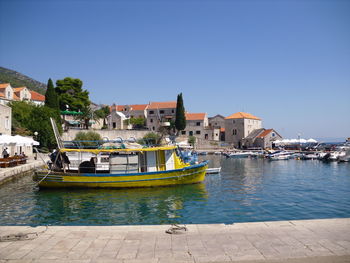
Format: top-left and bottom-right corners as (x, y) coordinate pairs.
(0, 218), (349, 263)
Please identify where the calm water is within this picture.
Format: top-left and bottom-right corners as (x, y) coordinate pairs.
(0, 156), (349, 225)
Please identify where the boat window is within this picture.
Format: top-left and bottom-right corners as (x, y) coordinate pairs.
(109, 152), (139, 174)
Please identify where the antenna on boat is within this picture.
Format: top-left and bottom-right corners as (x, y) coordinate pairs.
(50, 117), (64, 149)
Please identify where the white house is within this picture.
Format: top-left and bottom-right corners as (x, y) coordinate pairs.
(0, 83), (14, 105)
(108, 105), (129, 130)
(0, 104), (12, 135)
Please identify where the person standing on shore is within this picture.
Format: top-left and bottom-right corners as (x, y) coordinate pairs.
(2, 148), (9, 158)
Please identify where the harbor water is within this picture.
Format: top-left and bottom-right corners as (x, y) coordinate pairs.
(0, 155), (349, 225)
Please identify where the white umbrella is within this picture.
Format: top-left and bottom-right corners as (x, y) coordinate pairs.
(0, 135), (17, 145)
(307, 138), (317, 143)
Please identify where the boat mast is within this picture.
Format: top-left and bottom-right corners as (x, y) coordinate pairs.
(50, 117), (64, 149)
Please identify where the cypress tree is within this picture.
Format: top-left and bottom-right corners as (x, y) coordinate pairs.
(45, 78), (59, 110)
(175, 93), (186, 133)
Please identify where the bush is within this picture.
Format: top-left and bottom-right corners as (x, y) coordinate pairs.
(188, 136), (196, 146)
(138, 132), (161, 145)
(74, 131), (102, 148)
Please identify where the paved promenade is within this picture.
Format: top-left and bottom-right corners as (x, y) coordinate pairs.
(0, 218), (349, 262)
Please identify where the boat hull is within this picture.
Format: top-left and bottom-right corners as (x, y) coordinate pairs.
(35, 162), (208, 188)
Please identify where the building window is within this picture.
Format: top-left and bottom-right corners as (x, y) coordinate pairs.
(233, 120), (235, 123)
(149, 110), (154, 114)
(189, 131), (193, 136)
(196, 131), (201, 135)
(181, 131), (186, 135)
(215, 133), (218, 136)
(5, 117), (9, 129)
(196, 122), (200, 126)
(152, 126), (155, 130)
(172, 110), (174, 113)
(113, 122), (116, 128)
(272, 133), (275, 137)
(150, 119), (153, 123)
(160, 110), (164, 114)
(232, 129), (237, 135)
(7, 91), (10, 98)
(205, 134), (208, 139)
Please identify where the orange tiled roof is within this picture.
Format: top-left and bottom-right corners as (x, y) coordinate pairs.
(0, 92), (4, 98)
(185, 113), (206, 121)
(225, 112), (261, 120)
(109, 105), (125, 112)
(13, 87), (26, 92)
(30, 91), (45, 101)
(13, 94), (20, 100)
(130, 104), (148, 111)
(148, 101), (177, 109)
(110, 104), (148, 112)
(257, 129), (273, 138)
(0, 83), (10, 89)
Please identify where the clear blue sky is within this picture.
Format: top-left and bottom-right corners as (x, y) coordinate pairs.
(1, 0), (349, 139)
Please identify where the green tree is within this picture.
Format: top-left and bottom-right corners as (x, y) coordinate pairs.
(188, 135), (196, 146)
(74, 131), (102, 148)
(45, 78), (59, 110)
(94, 105), (110, 128)
(129, 117), (146, 129)
(55, 77), (90, 111)
(175, 93), (186, 134)
(9, 101), (62, 149)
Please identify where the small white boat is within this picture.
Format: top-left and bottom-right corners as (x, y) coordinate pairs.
(268, 151), (292, 160)
(206, 167), (221, 174)
(228, 152), (252, 158)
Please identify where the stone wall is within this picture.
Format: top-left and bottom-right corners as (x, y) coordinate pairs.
(62, 129), (152, 141)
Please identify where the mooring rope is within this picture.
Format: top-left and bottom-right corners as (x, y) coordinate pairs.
(165, 224), (187, 234)
(0, 226), (48, 242)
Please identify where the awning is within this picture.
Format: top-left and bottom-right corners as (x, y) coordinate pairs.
(67, 120), (80, 125)
(0, 135), (39, 146)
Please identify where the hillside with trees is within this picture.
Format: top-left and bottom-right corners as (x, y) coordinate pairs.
(0, 66), (46, 94)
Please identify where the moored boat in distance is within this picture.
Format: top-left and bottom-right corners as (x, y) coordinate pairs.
(206, 167), (221, 174)
(267, 151), (292, 160)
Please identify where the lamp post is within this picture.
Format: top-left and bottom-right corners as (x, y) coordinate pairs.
(34, 131), (38, 160)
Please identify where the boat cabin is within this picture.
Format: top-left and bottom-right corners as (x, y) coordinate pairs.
(54, 147), (185, 174)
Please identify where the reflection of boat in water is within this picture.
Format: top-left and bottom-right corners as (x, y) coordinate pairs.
(34, 119), (208, 188)
(34, 182), (208, 225)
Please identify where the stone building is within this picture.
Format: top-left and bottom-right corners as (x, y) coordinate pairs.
(242, 128), (282, 149)
(208, 114), (226, 141)
(182, 113), (208, 139)
(0, 104), (12, 135)
(146, 101), (177, 131)
(225, 112), (262, 148)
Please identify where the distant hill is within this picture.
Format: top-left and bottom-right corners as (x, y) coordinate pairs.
(0, 66), (46, 95)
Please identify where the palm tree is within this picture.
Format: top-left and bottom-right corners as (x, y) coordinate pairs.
(75, 105), (100, 129)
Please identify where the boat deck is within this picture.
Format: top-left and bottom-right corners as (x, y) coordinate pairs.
(0, 218), (349, 262)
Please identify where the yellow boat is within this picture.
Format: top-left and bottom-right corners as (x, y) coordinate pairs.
(35, 145), (208, 188)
